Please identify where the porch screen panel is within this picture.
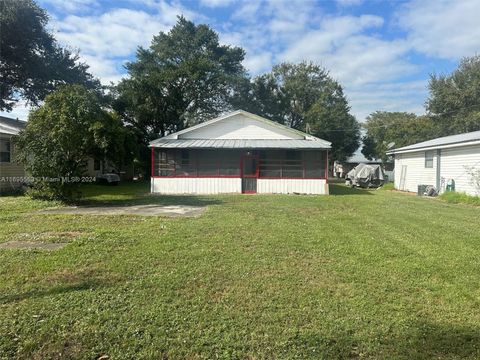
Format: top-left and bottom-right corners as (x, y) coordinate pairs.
(219, 150), (241, 176)
(259, 150), (282, 177)
(197, 150), (220, 176)
(259, 150), (326, 179)
(304, 150), (326, 178)
(176, 149), (196, 176)
(282, 150), (303, 178)
(155, 149), (175, 176)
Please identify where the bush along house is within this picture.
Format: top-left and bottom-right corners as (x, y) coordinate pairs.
(149, 110), (331, 195)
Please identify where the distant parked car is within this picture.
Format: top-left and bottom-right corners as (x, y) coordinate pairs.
(96, 173), (120, 185)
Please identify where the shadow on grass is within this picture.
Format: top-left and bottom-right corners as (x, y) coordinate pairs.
(0, 279), (112, 304)
(79, 195), (224, 207)
(329, 183), (373, 196)
(78, 181), (224, 207)
(287, 320), (480, 359)
(387, 320), (480, 359)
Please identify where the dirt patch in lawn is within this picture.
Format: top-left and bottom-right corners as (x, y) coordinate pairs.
(14, 231), (85, 242)
(36, 204), (206, 217)
(0, 240), (68, 250)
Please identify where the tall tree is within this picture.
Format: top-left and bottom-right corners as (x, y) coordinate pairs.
(115, 16), (247, 141)
(427, 55), (480, 135)
(233, 62), (360, 161)
(362, 111), (436, 162)
(0, 0), (100, 111)
(16, 85), (135, 201)
(305, 92), (360, 162)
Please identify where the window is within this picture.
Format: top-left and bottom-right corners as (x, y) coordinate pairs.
(94, 159), (101, 171)
(425, 150), (434, 168)
(0, 139), (11, 163)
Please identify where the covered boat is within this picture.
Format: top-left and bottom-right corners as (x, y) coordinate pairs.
(345, 163), (385, 188)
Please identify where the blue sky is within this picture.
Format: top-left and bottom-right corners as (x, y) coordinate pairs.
(5, 0), (480, 122)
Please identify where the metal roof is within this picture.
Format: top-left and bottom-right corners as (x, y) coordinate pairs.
(0, 116), (26, 135)
(387, 130), (480, 154)
(149, 138), (330, 149)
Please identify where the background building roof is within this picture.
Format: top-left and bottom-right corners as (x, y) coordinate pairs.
(0, 116), (27, 135)
(387, 130), (480, 154)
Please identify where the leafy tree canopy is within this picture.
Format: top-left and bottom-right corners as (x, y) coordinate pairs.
(427, 55), (480, 135)
(361, 111), (436, 162)
(232, 62), (360, 161)
(115, 16), (247, 141)
(0, 0), (100, 111)
(16, 85), (135, 201)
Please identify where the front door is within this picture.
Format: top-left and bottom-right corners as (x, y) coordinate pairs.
(241, 154), (259, 193)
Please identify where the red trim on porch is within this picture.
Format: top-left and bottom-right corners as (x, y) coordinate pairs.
(326, 150), (329, 183)
(240, 154), (260, 178)
(151, 176), (327, 180)
(150, 147), (154, 178)
(151, 175), (240, 179)
(257, 177), (327, 180)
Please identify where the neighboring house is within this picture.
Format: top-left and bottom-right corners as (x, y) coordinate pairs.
(386, 130), (480, 195)
(149, 110), (331, 194)
(343, 152), (382, 174)
(344, 152), (394, 182)
(0, 116), (27, 193)
(85, 158), (134, 181)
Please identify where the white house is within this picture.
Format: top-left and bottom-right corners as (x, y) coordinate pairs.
(149, 110), (331, 195)
(0, 116), (26, 193)
(386, 130), (480, 195)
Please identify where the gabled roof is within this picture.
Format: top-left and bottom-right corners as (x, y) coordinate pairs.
(386, 130), (480, 155)
(0, 116), (27, 135)
(150, 110), (331, 149)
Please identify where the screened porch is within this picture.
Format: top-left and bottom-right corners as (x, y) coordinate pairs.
(151, 149), (327, 179)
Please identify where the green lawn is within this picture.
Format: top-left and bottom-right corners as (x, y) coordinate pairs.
(1, 183), (480, 359)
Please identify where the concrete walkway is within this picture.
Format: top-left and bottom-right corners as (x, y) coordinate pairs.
(37, 204), (206, 217)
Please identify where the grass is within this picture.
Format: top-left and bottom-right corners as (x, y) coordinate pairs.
(1, 182), (480, 359)
(439, 191), (480, 206)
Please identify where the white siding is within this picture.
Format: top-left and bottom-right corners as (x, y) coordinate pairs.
(180, 114), (303, 140)
(257, 179), (327, 195)
(152, 177), (241, 194)
(440, 144), (480, 196)
(0, 136), (25, 193)
(151, 178), (327, 195)
(394, 151), (437, 192)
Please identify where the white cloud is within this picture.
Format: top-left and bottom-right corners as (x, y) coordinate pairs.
(39, 0), (99, 13)
(231, 1), (261, 22)
(336, 0), (364, 6)
(398, 0), (480, 59)
(244, 53), (273, 75)
(51, 2), (199, 84)
(222, 7), (426, 120)
(347, 81), (428, 121)
(199, 0), (236, 8)
(280, 15), (413, 87)
(26, 0), (454, 123)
